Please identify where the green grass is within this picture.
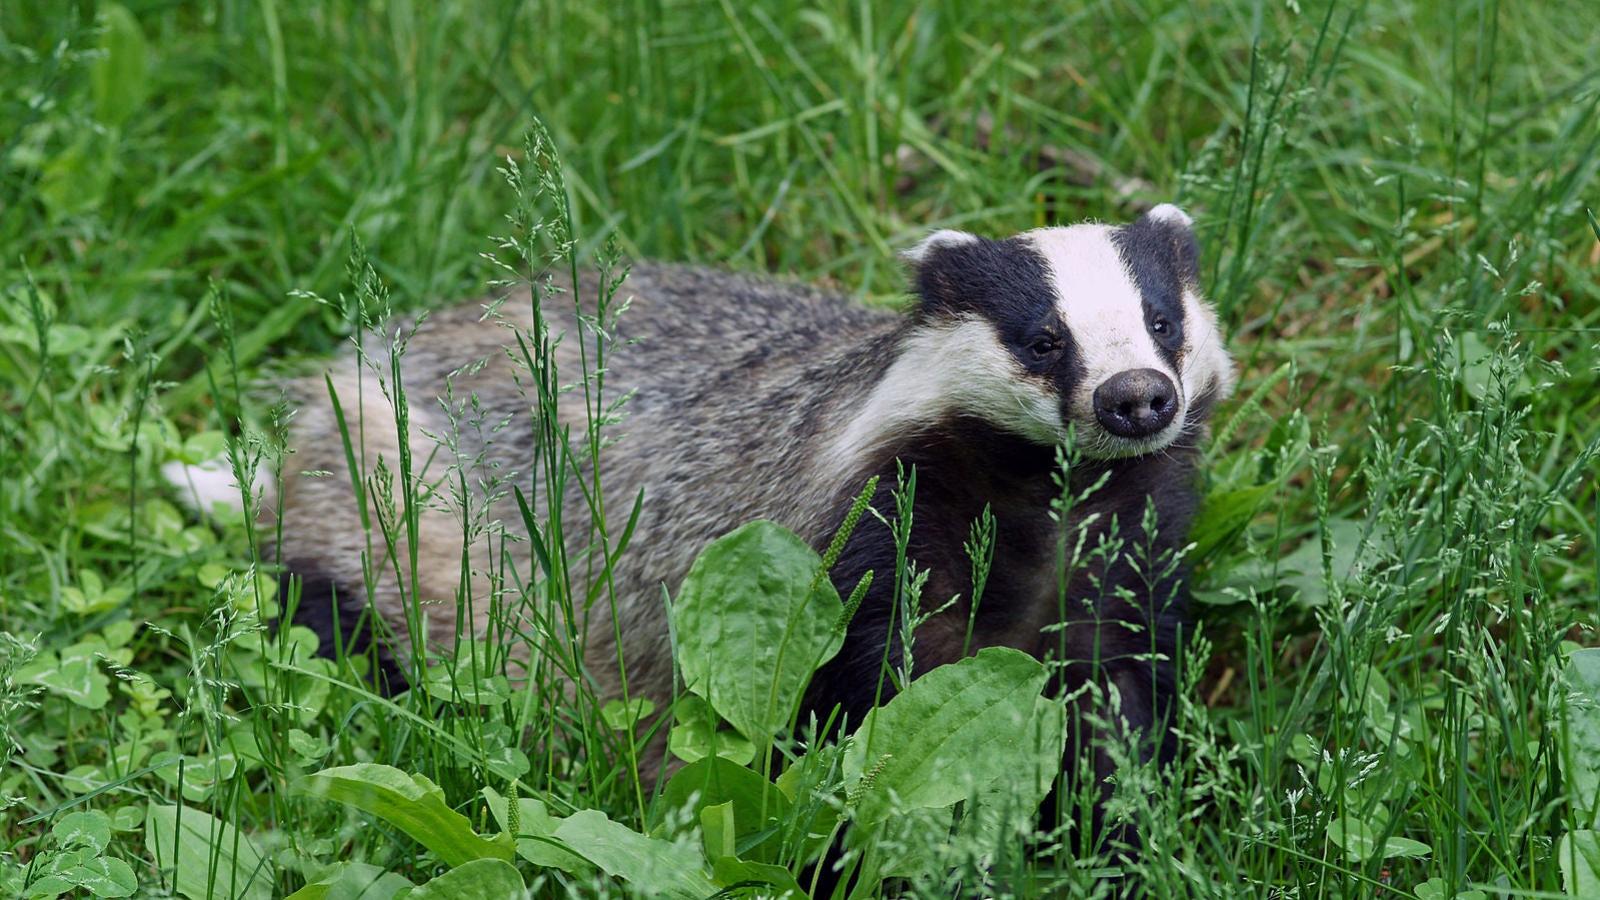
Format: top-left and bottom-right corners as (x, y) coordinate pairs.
(3, 0), (1599, 896)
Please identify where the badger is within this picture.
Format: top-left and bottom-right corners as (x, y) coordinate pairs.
(170, 204), (1232, 835)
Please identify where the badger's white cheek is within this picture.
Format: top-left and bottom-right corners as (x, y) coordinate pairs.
(954, 357), (1063, 444)
(1006, 378), (1066, 442)
(1178, 291), (1237, 403)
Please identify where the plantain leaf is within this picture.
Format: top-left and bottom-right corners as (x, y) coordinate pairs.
(91, 4), (150, 126)
(842, 646), (1050, 826)
(1563, 649), (1600, 821)
(481, 787), (590, 873)
(145, 802), (272, 900)
(1560, 830), (1600, 897)
(283, 862), (412, 900)
(406, 859), (524, 898)
(297, 764), (512, 867)
(1380, 836), (1432, 859)
(711, 856), (808, 897)
(672, 521), (844, 746)
(1190, 482), (1274, 563)
(552, 809), (717, 900)
(653, 755), (790, 839)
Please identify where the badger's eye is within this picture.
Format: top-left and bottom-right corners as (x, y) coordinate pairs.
(1028, 336), (1058, 358)
(1150, 318), (1171, 335)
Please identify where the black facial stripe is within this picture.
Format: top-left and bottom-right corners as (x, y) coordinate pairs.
(1111, 215), (1199, 373)
(1052, 328), (1087, 408)
(912, 234), (1084, 393)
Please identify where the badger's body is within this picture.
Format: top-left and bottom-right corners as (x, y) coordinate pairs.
(217, 205), (1233, 820)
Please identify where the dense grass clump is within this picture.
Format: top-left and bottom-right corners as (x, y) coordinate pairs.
(2, 1), (1598, 897)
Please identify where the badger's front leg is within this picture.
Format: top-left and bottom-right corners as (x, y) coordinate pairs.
(1043, 580), (1185, 862)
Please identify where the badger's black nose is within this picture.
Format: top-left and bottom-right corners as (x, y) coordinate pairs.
(1093, 368), (1178, 439)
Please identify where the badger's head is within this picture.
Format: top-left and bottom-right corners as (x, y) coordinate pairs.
(894, 205), (1235, 459)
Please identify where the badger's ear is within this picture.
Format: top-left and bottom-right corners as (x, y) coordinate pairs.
(900, 229), (982, 316)
(1126, 202), (1201, 286)
(1145, 203), (1193, 228)
(900, 228), (980, 268)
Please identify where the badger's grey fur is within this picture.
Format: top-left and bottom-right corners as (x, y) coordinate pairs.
(175, 205), (1233, 824)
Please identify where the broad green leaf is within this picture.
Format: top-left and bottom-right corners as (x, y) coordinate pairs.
(481, 787), (590, 873)
(842, 646), (1050, 825)
(601, 697), (657, 731)
(654, 756), (791, 839)
(1413, 879), (1446, 900)
(711, 856), (807, 897)
(1325, 816), (1378, 862)
(1380, 836), (1432, 859)
(1561, 830), (1600, 897)
(150, 751), (239, 802)
(19, 642), (111, 709)
(287, 729), (329, 762)
(1190, 482), (1273, 562)
(1564, 649), (1600, 820)
(878, 697), (1058, 884)
(27, 854), (137, 898)
(101, 620), (137, 650)
(421, 665), (511, 707)
(177, 431), (229, 465)
(978, 694), (1067, 815)
(108, 805), (144, 831)
(1415, 877), (1486, 900)
(406, 859), (524, 899)
(864, 696), (1065, 883)
(37, 135), (115, 222)
(552, 809), (718, 900)
(53, 810), (111, 853)
(60, 570), (131, 616)
(297, 765), (513, 867)
(145, 802), (272, 900)
(867, 805), (959, 881)
(91, 4), (150, 126)
(701, 801), (736, 861)
(61, 765), (107, 795)
(1280, 518), (1365, 607)
(673, 521), (844, 745)
(283, 862), (413, 900)
(26, 873), (74, 898)
(668, 696), (756, 766)
(482, 743), (531, 781)
(57, 857), (136, 898)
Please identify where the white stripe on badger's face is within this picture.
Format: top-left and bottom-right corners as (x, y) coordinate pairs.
(1027, 224), (1187, 457)
(822, 318), (1063, 472)
(1177, 283), (1236, 416)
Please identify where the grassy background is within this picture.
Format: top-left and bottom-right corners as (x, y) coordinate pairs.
(2, 0), (1598, 896)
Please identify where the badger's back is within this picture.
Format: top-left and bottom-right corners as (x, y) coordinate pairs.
(275, 263), (901, 699)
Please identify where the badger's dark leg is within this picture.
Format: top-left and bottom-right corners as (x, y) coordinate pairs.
(804, 425), (1055, 734)
(1043, 569), (1186, 870)
(806, 525), (906, 732)
(280, 561), (408, 694)
(801, 438), (1056, 896)
(1034, 450), (1195, 872)
(796, 477), (911, 899)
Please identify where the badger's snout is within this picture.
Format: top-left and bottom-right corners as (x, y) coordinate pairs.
(1093, 368), (1177, 439)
